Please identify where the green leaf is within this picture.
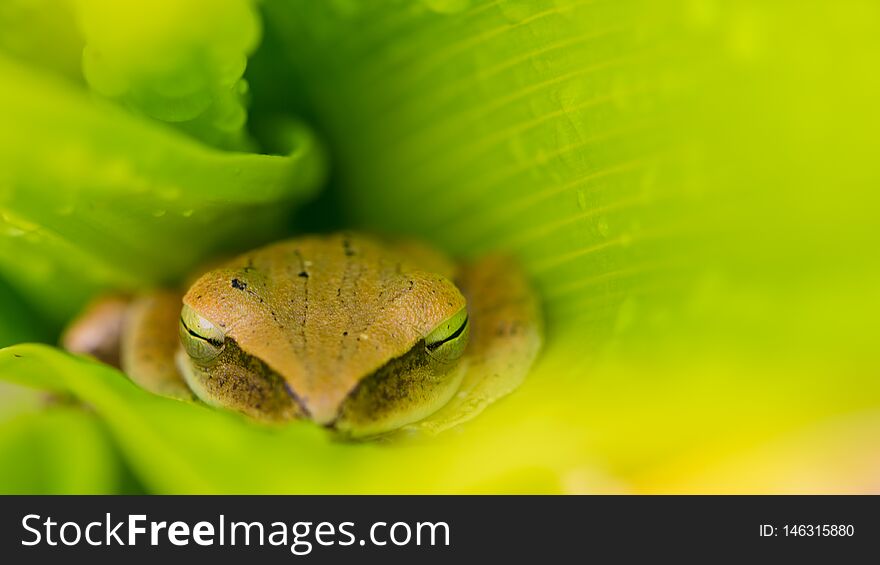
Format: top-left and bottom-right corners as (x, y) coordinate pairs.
(0, 54), (325, 325)
(0, 0), (84, 82)
(0, 405), (121, 494)
(76, 0), (261, 150)
(0, 344), (582, 493)
(0, 278), (51, 348)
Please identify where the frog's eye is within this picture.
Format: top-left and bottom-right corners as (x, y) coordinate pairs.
(179, 304), (225, 364)
(424, 307), (469, 363)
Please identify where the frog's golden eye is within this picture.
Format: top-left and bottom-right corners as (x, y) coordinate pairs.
(179, 304), (225, 363)
(425, 307), (469, 363)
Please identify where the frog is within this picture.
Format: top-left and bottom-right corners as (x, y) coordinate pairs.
(62, 232), (542, 438)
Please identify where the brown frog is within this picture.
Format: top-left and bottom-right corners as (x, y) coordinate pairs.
(63, 233), (542, 438)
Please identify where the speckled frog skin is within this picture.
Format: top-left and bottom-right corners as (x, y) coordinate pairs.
(64, 233), (542, 438)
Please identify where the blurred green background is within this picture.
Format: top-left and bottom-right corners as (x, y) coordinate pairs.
(0, 0), (877, 493)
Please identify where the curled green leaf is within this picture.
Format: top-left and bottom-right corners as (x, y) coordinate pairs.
(0, 54), (325, 324)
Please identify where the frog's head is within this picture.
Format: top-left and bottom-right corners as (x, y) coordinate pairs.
(176, 234), (469, 437)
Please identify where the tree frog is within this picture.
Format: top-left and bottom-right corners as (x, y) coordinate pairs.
(63, 233), (542, 438)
